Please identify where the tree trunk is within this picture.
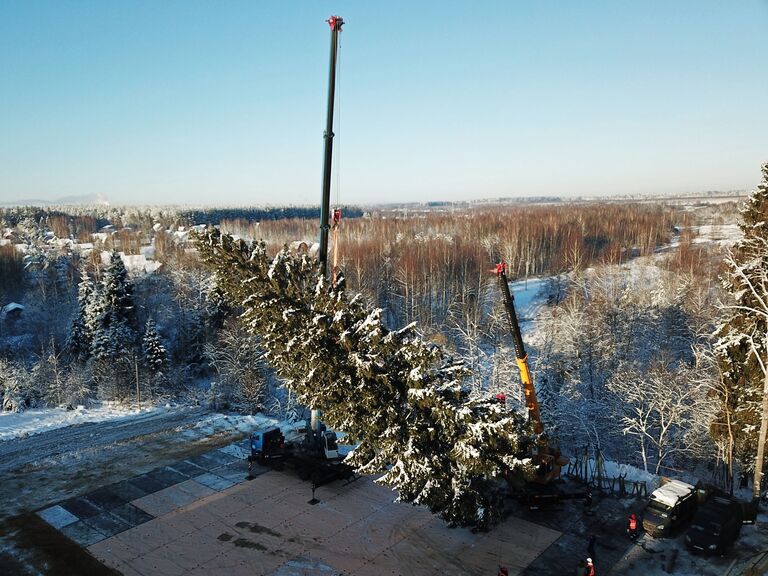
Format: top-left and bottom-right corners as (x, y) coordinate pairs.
(754, 349), (768, 502)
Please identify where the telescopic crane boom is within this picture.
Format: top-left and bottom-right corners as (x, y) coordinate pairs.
(495, 262), (543, 434)
(318, 15), (344, 279)
(313, 14), (344, 438)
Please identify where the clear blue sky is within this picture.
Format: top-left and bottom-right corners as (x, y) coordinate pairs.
(1, 1), (767, 206)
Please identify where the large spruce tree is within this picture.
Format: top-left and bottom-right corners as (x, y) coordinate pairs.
(89, 250), (138, 397)
(68, 267), (94, 363)
(196, 229), (533, 527)
(715, 162), (768, 494)
(142, 318), (169, 387)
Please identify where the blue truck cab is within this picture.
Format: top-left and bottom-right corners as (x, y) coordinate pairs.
(250, 426), (286, 462)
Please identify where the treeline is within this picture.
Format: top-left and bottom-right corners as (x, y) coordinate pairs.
(0, 204), (366, 239)
(181, 205), (364, 226)
(249, 203), (688, 332)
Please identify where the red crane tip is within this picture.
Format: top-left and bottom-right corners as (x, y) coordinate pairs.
(327, 15), (344, 30)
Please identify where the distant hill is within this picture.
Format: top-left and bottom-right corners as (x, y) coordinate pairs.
(0, 193), (110, 207)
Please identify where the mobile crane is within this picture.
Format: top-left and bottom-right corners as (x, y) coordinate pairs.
(247, 15), (354, 487)
(495, 263), (569, 505)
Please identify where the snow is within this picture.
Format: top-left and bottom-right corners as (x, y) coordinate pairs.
(1, 302), (24, 314)
(692, 223), (742, 246)
(0, 403), (167, 441)
(509, 278), (547, 323)
(100, 250), (161, 275)
(596, 458), (659, 489)
(650, 478), (696, 508)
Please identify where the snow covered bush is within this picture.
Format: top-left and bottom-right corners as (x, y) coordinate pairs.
(0, 359), (40, 413)
(204, 321), (266, 414)
(196, 229), (534, 528)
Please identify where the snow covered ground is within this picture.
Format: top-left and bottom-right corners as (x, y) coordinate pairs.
(0, 402), (166, 441)
(0, 407), (275, 518)
(509, 277), (548, 325)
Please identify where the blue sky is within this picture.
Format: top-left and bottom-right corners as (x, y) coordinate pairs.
(1, 1), (766, 206)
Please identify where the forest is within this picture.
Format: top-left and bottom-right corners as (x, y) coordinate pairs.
(0, 184), (764, 512)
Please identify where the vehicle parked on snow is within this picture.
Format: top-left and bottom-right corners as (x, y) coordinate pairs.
(643, 478), (698, 537)
(685, 492), (743, 555)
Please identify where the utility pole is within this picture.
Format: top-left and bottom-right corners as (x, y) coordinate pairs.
(135, 354), (141, 411)
(313, 15), (344, 438)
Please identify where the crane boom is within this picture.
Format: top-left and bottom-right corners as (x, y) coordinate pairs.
(495, 263), (543, 434)
(318, 15), (344, 278)
(313, 15), (344, 436)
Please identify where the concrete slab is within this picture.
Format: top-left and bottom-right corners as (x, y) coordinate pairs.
(59, 496), (103, 519)
(167, 460), (207, 478)
(37, 504), (79, 529)
(83, 511), (132, 539)
(194, 472), (236, 492)
(132, 481), (212, 517)
(186, 452), (224, 471)
(218, 442), (250, 460)
(125, 546), (188, 576)
(211, 460), (249, 484)
(128, 473), (167, 494)
(113, 515), (183, 552)
(110, 479), (151, 502)
(146, 466), (189, 489)
(204, 449), (240, 466)
(88, 535), (142, 567)
(88, 470), (561, 575)
(86, 485), (130, 510)
(108, 502), (155, 528)
(61, 520), (108, 547)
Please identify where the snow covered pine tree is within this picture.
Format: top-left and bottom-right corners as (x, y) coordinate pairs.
(89, 250), (138, 398)
(142, 318), (169, 389)
(195, 229), (534, 528)
(67, 265), (94, 363)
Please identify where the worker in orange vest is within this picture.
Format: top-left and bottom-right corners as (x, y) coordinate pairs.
(628, 512), (638, 540)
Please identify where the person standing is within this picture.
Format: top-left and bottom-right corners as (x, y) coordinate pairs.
(628, 512), (638, 540)
(587, 534), (597, 562)
(586, 557), (595, 576)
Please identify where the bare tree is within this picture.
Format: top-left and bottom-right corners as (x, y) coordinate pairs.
(607, 360), (712, 474)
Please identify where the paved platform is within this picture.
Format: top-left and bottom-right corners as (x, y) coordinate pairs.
(37, 442), (560, 575)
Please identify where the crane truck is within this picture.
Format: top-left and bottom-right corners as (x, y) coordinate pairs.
(495, 263), (571, 506)
(247, 15), (354, 487)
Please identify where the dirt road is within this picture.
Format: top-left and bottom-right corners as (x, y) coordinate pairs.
(0, 407), (207, 477)
(0, 407), (253, 520)
(0, 406), (262, 575)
